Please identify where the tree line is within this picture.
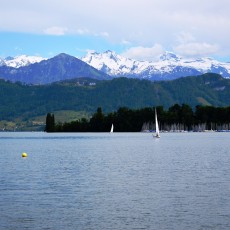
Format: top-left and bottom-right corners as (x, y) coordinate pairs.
(45, 104), (230, 132)
(1, 73), (230, 123)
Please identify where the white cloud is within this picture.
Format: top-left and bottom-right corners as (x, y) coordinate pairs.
(76, 28), (89, 35)
(14, 47), (23, 51)
(43, 26), (68, 36)
(85, 49), (96, 54)
(99, 32), (109, 37)
(94, 31), (110, 37)
(173, 42), (219, 57)
(122, 44), (164, 61)
(121, 40), (131, 45)
(176, 32), (196, 44)
(1, 0), (230, 59)
(173, 32), (220, 58)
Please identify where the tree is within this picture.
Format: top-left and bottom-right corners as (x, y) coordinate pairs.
(89, 107), (105, 131)
(45, 113), (55, 132)
(180, 104), (194, 130)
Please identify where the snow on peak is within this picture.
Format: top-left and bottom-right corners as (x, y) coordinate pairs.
(0, 57), (6, 66)
(3, 55), (46, 68)
(5, 56), (14, 61)
(2, 51), (229, 80)
(81, 50), (230, 79)
(159, 52), (181, 61)
(82, 50), (146, 76)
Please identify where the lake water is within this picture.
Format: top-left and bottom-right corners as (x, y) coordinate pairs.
(0, 132), (229, 230)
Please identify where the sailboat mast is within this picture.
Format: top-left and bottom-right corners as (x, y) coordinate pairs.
(110, 124), (114, 133)
(155, 108), (160, 138)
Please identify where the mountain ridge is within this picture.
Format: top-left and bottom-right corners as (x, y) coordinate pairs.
(0, 53), (109, 84)
(0, 55), (46, 68)
(82, 50), (230, 80)
(0, 73), (229, 122)
(1, 51), (230, 84)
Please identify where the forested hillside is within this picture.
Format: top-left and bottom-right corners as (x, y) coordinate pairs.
(45, 105), (230, 132)
(0, 73), (229, 130)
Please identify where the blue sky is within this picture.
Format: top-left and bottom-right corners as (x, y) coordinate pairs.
(0, 32), (126, 58)
(1, 0), (230, 61)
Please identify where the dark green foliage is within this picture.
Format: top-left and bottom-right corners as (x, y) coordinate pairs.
(45, 113), (55, 132)
(89, 107), (105, 132)
(48, 104), (230, 132)
(195, 105), (230, 130)
(0, 73), (230, 123)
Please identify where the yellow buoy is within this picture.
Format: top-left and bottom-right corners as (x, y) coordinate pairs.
(22, 152), (27, 158)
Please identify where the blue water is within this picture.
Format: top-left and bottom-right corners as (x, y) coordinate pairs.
(0, 132), (230, 230)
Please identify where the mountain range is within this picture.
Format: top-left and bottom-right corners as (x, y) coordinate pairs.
(82, 50), (230, 80)
(0, 53), (109, 84)
(0, 51), (230, 84)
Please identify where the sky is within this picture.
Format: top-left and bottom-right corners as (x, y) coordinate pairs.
(0, 0), (230, 61)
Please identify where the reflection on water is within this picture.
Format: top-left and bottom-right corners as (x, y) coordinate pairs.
(0, 132), (230, 229)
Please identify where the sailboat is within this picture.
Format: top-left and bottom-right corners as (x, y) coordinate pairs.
(110, 124), (114, 133)
(154, 108), (160, 138)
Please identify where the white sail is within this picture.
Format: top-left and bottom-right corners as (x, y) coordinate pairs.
(110, 124), (114, 133)
(155, 108), (160, 138)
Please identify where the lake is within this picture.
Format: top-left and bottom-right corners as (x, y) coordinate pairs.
(0, 132), (230, 230)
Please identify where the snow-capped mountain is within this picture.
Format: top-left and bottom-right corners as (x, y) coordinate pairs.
(82, 50), (230, 80)
(1, 51), (230, 84)
(81, 50), (145, 76)
(0, 58), (5, 66)
(0, 53), (109, 84)
(0, 55), (46, 68)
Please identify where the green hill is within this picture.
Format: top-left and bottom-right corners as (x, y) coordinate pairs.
(0, 73), (229, 130)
